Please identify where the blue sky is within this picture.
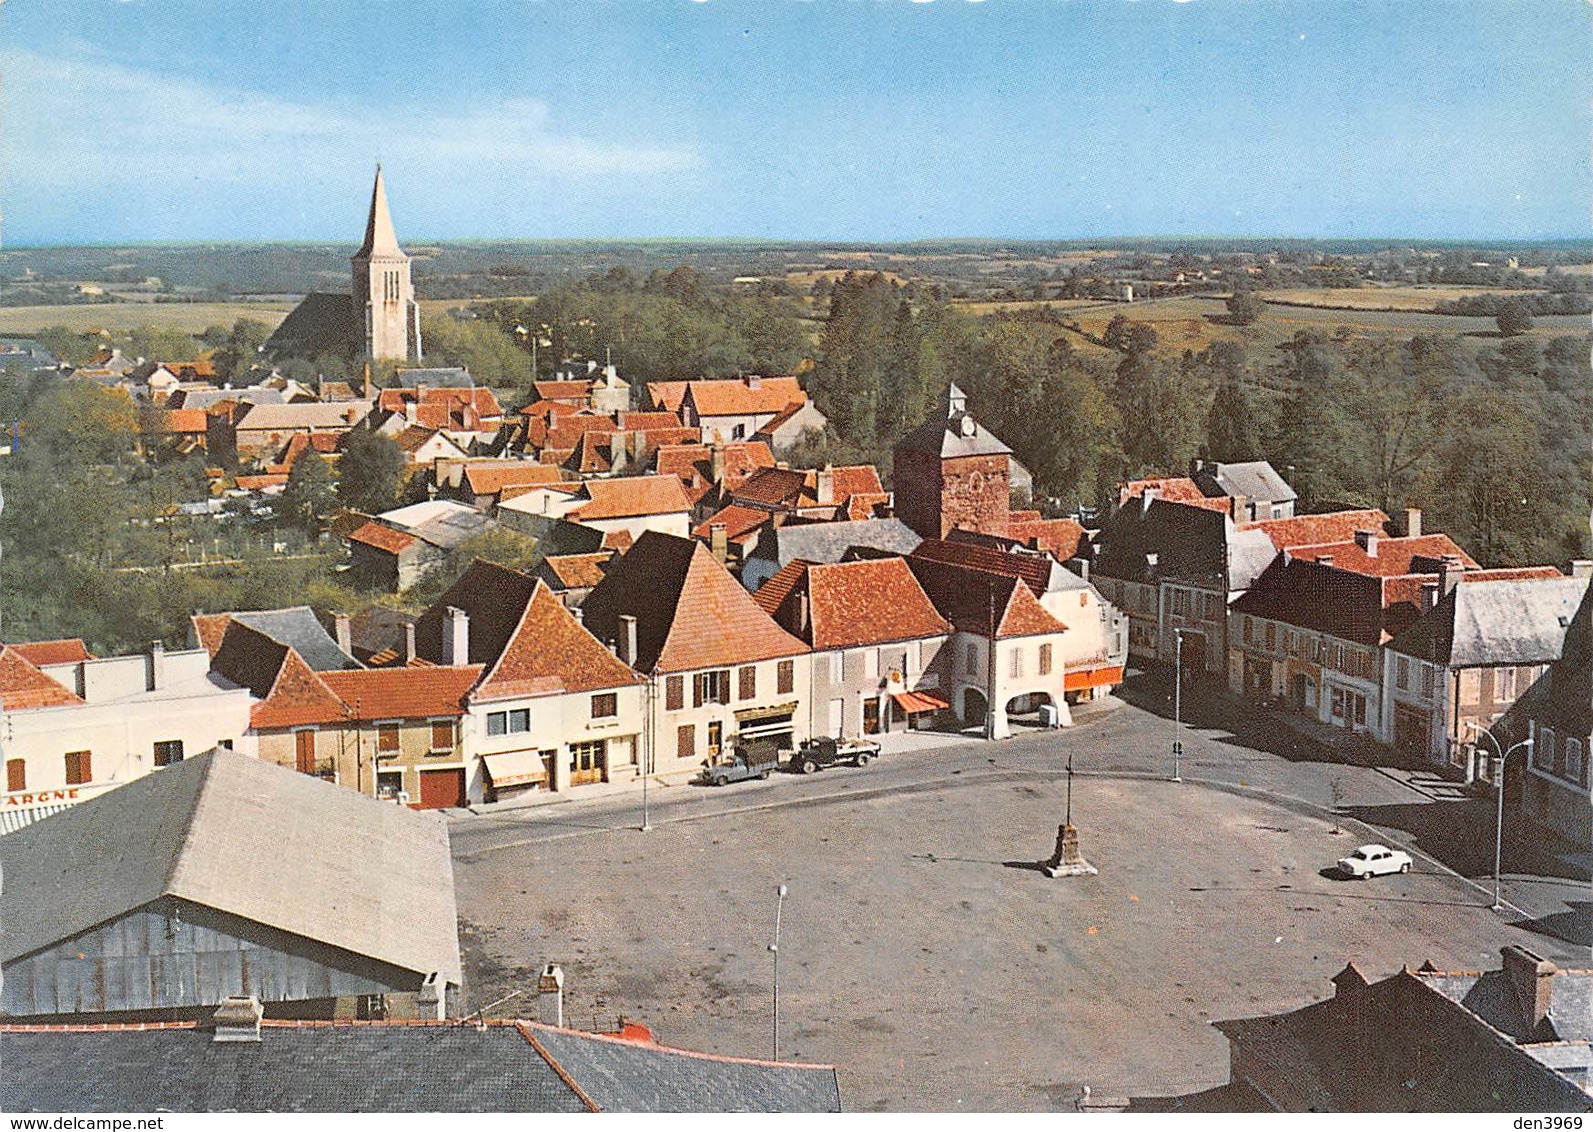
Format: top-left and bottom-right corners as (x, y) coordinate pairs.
(3, 0), (1588, 245)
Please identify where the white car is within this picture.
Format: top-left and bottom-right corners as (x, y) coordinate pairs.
(1337, 844), (1413, 879)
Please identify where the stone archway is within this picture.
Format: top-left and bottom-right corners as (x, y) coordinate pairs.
(959, 687), (988, 728)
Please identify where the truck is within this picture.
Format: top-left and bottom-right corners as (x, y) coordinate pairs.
(792, 735), (881, 774)
(699, 743), (780, 787)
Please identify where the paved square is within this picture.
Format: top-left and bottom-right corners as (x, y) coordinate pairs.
(455, 773), (1558, 1111)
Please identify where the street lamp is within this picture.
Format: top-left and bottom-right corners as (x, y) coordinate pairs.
(769, 883), (787, 1061)
(1172, 629), (1185, 782)
(1471, 725), (1533, 913)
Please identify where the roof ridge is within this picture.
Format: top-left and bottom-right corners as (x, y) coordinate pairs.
(162, 749), (224, 897)
(517, 1022), (602, 1112)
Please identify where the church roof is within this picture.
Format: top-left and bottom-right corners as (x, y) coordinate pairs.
(894, 383), (1011, 459)
(354, 165), (405, 260)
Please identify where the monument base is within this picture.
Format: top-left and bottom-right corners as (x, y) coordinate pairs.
(1043, 858), (1098, 877)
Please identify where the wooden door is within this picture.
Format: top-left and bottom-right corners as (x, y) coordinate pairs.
(707, 721), (722, 760)
(418, 768), (467, 809)
(294, 730), (316, 775)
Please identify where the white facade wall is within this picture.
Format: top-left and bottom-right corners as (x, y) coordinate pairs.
(651, 654), (812, 778)
(948, 632), (1070, 740)
(808, 636), (949, 739)
(462, 681), (646, 803)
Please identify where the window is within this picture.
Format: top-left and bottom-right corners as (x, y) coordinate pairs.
(294, 731), (315, 774)
(378, 725), (400, 754)
(1039, 643), (1053, 676)
(1496, 668), (1516, 701)
(487, 712), (507, 737)
(731, 423), (746, 440)
(486, 711), (531, 736)
(666, 674), (685, 711)
(6, 758), (24, 792)
(377, 770), (405, 800)
(1265, 622), (1276, 651)
(695, 669), (730, 706)
(591, 692), (618, 719)
(1244, 616), (1255, 645)
(509, 708), (530, 732)
(1010, 649), (1023, 679)
(1396, 656), (1410, 691)
(965, 644), (978, 676)
(829, 652), (844, 684)
(154, 739), (185, 767)
(430, 721), (455, 751)
(677, 724), (696, 760)
(777, 660), (794, 695)
(1565, 738), (1583, 783)
(65, 751), (92, 786)
(739, 665), (757, 701)
(1536, 727), (1556, 770)
(570, 739), (607, 780)
(1421, 664), (1436, 701)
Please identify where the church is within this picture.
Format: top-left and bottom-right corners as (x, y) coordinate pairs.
(265, 167), (423, 363)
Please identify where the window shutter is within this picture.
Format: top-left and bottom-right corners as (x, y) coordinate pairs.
(693, 674), (704, 708)
(666, 675), (684, 711)
(719, 672), (731, 705)
(7, 758), (25, 792)
(740, 665), (756, 701)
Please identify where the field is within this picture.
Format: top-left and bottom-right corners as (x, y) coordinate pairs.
(1261, 285), (1543, 311)
(0, 301), (294, 336)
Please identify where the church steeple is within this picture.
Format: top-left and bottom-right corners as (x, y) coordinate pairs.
(356, 164), (404, 259)
(351, 165), (422, 362)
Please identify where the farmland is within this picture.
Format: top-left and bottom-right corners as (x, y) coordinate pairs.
(0, 301), (293, 336)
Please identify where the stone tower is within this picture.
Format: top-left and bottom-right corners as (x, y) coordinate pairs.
(893, 383), (1012, 540)
(351, 165), (422, 362)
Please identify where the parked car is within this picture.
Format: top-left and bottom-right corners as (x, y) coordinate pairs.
(1336, 843), (1412, 879)
(699, 744), (778, 787)
(792, 736), (881, 774)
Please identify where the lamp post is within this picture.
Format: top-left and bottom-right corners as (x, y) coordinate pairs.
(1471, 726), (1533, 912)
(1065, 749), (1074, 827)
(769, 883), (787, 1061)
(1172, 629), (1185, 782)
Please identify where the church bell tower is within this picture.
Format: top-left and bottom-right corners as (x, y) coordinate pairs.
(351, 165), (422, 362)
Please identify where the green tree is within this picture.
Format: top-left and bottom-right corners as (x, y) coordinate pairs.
(34, 326), (99, 367)
(1496, 300), (1534, 338)
(1205, 374), (1264, 463)
(277, 449), (336, 531)
(1226, 286), (1265, 326)
(213, 318), (271, 383)
(337, 428), (406, 514)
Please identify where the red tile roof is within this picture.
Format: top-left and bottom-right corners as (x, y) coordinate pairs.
(463, 462), (562, 496)
(602, 529), (634, 552)
(569, 475), (692, 521)
(759, 558), (951, 650)
(156, 408), (208, 434)
(533, 379), (593, 404)
(912, 539), (1054, 599)
(844, 492), (890, 521)
(348, 521), (417, 554)
(518, 399), (584, 420)
(645, 381), (691, 413)
(1008, 517), (1087, 561)
(581, 531), (808, 673)
(1122, 476), (1208, 503)
(1246, 509), (1391, 552)
(820, 465), (884, 499)
(617, 411), (685, 431)
(8, 639), (94, 667)
(234, 474), (288, 491)
(694, 503), (774, 544)
(906, 556), (1069, 638)
(0, 647), (83, 709)
(732, 467), (809, 508)
(540, 551), (614, 589)
(321, 665), (482, 720)
(684, 376), (807, 418)
(252, 647), (348, 729)
(1287, 534), (1477, 577)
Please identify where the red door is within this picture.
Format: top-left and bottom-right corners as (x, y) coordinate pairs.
(417, 768), (467, 809)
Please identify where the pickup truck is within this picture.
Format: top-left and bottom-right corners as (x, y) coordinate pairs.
(699, 744), (779, 787)
(792, 736), (881, 774)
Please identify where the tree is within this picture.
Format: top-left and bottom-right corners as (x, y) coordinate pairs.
(1496, 300), (1534, 338)
(213, 318), (271, 383)
(1226, 286), (1265, 326)
(277, 449), (336, 531)
(337, 428), (406, 514)
(1205, 374), (1264, 463)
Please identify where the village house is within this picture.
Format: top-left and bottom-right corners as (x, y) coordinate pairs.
(534, 551), (616, 609)
(652, 374), (819, 444)
(0, 748), (461, 1023)
(408, 561), (646, 803)
(1498, 581), (1593, 844)
(432, 458), (566, 509)
(581, 531), (811, 774)
(346, 499), (498, 592)
(1189, 459), (1297, 521)
(214, 400), (374, 461)
(1382, 567), (1587, 779)
(653, 439), (777, 522)
(754, 557), (955, 737)
(905, 552), (1073, 738)
(751, 399), (829, 454)
(498, 475), (693, 544)
(911, 538), (1127, 703)
(0, 639), (253, 833)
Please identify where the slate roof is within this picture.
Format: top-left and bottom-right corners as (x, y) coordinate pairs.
(1193, 460), (1297, 506)
(263, 292), (359, 359)
(0, 749), (462, 982)
(321, 665), (482, 720)
(906, 556), (1069, 638)
(1387, 575), (1589, 667)
(747, 518), (922, 573)
(208, 623), (349, 729)
(0, 1019), (842, 1113)
(7, 638), (94, 666)
(377, 499), (495, 551)
(193, 607), (361, 673)
(756, 559), (951, 650)
(1093, 497), (1234, 586)
(894, 383), (1011, 459)
(0, 647), (83, 709)
(581, 531), (808, 674)
(1504, 583), (1593, 742)
(1230, 558), (1389, 646)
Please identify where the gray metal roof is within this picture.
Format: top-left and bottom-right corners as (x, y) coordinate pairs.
(396, 367), (474, 388)
(0, 1024), (584, 1113)
(230, 607), (362, 672)
(1388, 576), (1589, 667)
(0, 749), (462, 983)
(1194, 460), (1297, 505)
(752, 518), (922, 566)
(1229, 526), (1281, 591)
(529, 1025), (843, 1112)
(893, 383), (1012, 459)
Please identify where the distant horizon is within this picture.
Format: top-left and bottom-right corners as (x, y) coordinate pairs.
(3, 2), (1588, 247)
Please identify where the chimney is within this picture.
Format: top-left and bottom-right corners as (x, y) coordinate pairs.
(745, 374), (762, 390)
(403, 620), (417, 664)
(710, 441), (726, 484)
(147, 640), (165, 692)
(404, 400), (417, 425)
(1405, 506), (1423, 539)
(618, 614), (638, 666)
(332, 612), (352, 656)
(538, 963), (565, 1028)
(417, 972), (445, 1020)
(212, 995), (263, 1043)
(710, 522), (728, 565)
(1571, 560), (1593, 579)
(1499, 946), (1557, 1036)
(1316, 554), (1334, 567)
(1229, 493), (1248, 523)
(1440, 554), (1465, 596)
(444, 606), (470, 665)
(776, 461), (790, 472)
(1354, 529), (1379, 557)
(571, 606), (583, 624)
(1140, 487), (1159, 516)
(816, 466), (836, 506)
(345, 407), (358, 424)
(797, 589), (811, 635)
(609, 430), (626, 473)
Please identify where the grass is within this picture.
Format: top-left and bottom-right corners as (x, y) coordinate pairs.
(1262, 285), (1544, 312)
(0, 301), (294, 336)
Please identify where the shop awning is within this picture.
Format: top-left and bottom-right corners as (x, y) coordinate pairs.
(734, 701), (799, 724)
(1064, 665), (1124, 692)
(891, 689), (950, 715)
(482, 750), (547, 789)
